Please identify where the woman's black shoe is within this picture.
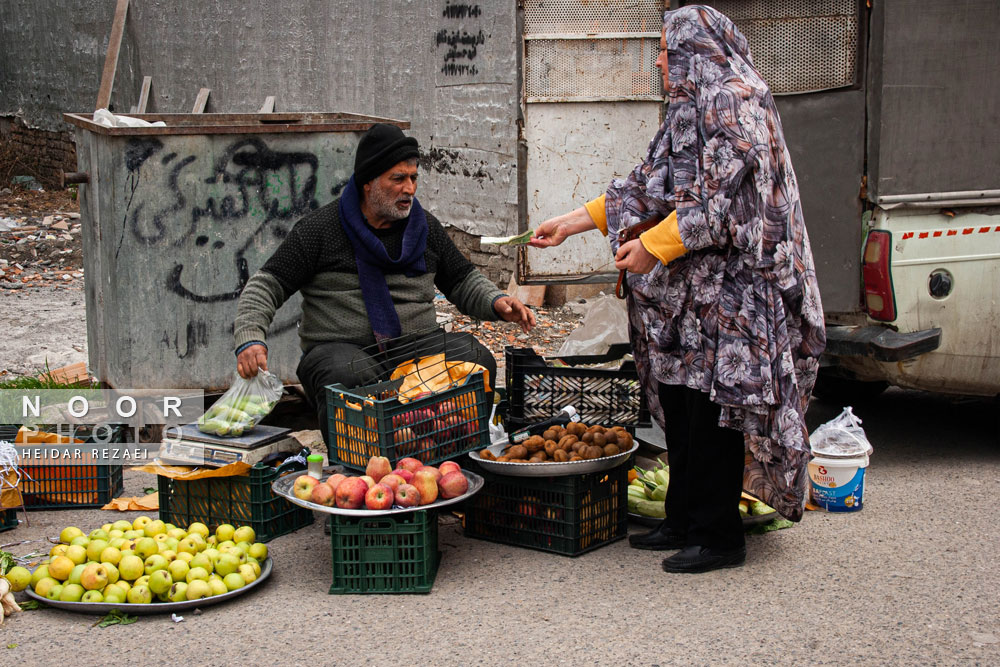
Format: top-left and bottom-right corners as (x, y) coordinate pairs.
(628, 522), (686, 550)
(661, 545), (746, 573)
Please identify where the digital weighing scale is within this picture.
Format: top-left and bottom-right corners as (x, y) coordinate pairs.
(157, 423), (299, 466)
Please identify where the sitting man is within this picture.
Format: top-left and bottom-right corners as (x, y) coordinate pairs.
(233, 123), (535, 443)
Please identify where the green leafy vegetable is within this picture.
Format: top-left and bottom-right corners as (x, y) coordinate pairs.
(96, 609), (138, 627)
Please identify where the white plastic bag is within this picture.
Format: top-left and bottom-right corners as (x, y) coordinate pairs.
(556, 294), (629, 357)
(197, 371), (283, 437)
(809, 407), (873, 457)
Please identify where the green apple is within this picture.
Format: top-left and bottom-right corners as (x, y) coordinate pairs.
(222, 572), (246, 591)
(108, 529), (125, 539)
(156, 590), (171, 602)
(131, 516), (152, 531)
(102, 587), (125, 604)
(187, 533), (207, 552)
(127, 584), (152, 604)
(208, 579), (228, 596)
(167, 559), (190, 582)
(153, 533), (170, 546)
(4, 566), (31, 592)
(167, 581), (188, 602)
(248, 543), (268, 561)
(215, 523), (236, 543)
(119, 539), (135, 554)
(134, 537), (159, 560)
(101, 562), (120, 585)
(118, 554), (144, 581)
(86, 539), (109, 563)
(202, 548), (221, 565)
(30, 565), (51, 587)
(233, 526), (256, 544)
(45, 584), (64, 601)
(69, 536), (90, 548)
(214, 553), (240, 577)
(48, 555), (75, 581)
(186, 522), (210, 540)
(167, 527), (187, 540)
(190, 553), (214, 573)
(114, 579), (131, 595)
(245, 560), (261, 578)
(67, 563), (87, 586)
(185, 566), (209, 584)
(34, 577), (58, 597)
(206, 535), (218, 547)
(175, 551), (194, 564)
(65, 544), (88, 565)
(217, 540), (236, 550)
(49, 543), (69, 558)
(163, 537), (180, 552)
(59, 583), (85, 602)
(238, 563), (257, 584)
(80, 563), (108, 591)
(81, 590), (104, 603)
(144, 519), (167, 537)
(101, 523), (112, 532)
(148, 569), (173, 596)
(177, 537), (199, 555)
(59, 526), (84, 544)
(144, 554), (169, 575)
(108, 538), (126, 550)
(185, 579), (211, 600)
(159, 550), (177, 563)
(111, 519), (133, 532)
(133, 575), (150, 589)
(88, 528), (109, 541)
(124, 529), (144, 540)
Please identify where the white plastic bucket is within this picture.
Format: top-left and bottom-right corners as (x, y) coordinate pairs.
(808, 452), (869, 512)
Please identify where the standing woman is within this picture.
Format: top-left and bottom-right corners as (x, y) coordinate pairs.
(530, 6), (825, 573)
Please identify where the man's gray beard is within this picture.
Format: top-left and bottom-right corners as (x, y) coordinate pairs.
(368, 182), (411, 222)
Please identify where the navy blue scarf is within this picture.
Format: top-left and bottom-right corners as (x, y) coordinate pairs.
(339, 175), (427, 346)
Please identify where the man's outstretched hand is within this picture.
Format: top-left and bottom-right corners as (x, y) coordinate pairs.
(493, 296), (536, 333)
(236, 343), (268, 379)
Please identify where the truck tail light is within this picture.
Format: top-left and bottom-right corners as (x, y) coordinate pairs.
(862, 230), (896, 321)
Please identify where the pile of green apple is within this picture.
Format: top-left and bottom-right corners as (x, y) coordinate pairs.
(28, 517), (268, 605)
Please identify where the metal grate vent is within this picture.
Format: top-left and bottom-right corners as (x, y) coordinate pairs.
(525, 38), (662, 101)
(690, 0), (860, 94)
(523, 0), (665, 35)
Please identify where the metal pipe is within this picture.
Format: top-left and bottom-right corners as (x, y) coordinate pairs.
(61, 172), (90, 187)
(878, 189), (1000, 204)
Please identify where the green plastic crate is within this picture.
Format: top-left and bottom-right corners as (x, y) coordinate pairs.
(0, 508), (18, 533)
(329, 510), (439, 594)
(18, 425), (126, 510)
(157, 463), (313, 543)
(327, 372), (488, 471)
(464, 457), (631, 557)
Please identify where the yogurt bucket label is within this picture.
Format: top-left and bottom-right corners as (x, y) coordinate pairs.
(808, 456), (867, 512)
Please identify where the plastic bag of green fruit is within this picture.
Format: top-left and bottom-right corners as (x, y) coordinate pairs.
(197, 370), (283, 437)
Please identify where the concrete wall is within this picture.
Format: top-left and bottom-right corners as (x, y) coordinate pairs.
(0, 0), (520, 258)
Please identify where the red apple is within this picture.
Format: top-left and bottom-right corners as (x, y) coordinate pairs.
(366, 456), (392, 483)
(359, 475), (376, 489)
(392, 468), (414, 484)
(439, 470), (469, 499)
(364, 483), (394, 510)
(310, 482), (336, 507)
(394, 484), (421, 508)
(397, 457), (424, 473)
(380, 473), (405, 493)
(411, 408), (436, 435)
(412, 469), (439, 506)
(435, 399), (458, 416)
(293, 475), (320, 500)
(419, 466), (442, 482)
(438, 461), (462, 477)
(325, 473), (347, 492)
(335, 477), (368, 510)
(394, 427), (417, 455)
(414, 438), (437, 462)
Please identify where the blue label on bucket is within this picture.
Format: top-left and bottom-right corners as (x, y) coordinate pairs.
(810, 465), (865, 512)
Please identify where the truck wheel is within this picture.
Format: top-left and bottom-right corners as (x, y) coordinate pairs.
(812, 371), (888, 405)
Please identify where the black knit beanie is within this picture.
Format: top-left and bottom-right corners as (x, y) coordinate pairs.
(354, 123), (420, 185)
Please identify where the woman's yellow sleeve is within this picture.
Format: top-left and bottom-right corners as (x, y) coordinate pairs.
(584, 195), (609, 236)
(639, 211), (686, 265)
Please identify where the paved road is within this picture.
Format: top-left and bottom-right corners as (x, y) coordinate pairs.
(2, 389), (997, 665)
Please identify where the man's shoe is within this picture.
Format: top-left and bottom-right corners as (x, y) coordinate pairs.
(628, 523), (686, 550)
(661, 545), (746, 573)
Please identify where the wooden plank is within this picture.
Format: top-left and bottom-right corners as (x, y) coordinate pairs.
(39, 362), (91, 386)
(95, 0), (130, 110)
(191, 88), (211, 113)
(259, 96), (275, 113)
(136, 76), (152, 113)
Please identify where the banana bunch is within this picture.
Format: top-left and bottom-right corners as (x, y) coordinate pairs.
(197, 395), (276, 437)
(627, 460), (669, 519)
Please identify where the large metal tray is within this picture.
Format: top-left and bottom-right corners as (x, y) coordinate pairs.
(468, 441), (639, 477)
(271, 469), (483, 516)
(24, 557), (272, 616)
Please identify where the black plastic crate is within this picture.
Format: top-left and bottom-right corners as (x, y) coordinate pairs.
(157, 463), (313, 543)
(329, 509), (439, 594)
(504, 346), (649, 432)
(464, 457), (631, 556)
(18, 425), (127, 510)
(327, 372), (488, 471)
(0, 508), (18, 532)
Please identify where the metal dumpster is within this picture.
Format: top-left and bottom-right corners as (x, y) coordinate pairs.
(63, 112), (407, 390)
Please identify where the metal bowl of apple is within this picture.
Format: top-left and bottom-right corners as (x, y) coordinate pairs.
(24, 557), (272, 615)
(468, 440), (639, 477)
(271, 468), (484, 516)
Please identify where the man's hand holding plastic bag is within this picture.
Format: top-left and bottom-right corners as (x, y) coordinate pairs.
(197, 370), (283, 437)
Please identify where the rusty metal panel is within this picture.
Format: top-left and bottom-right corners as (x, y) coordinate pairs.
(73, 116), (401, 389)
(867, 0), (1000, 199)
(520, 101), (663, 283)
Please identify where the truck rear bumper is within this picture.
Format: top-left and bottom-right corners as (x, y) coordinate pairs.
(824, 325), (941, 362)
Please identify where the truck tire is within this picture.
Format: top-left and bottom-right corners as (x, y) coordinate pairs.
(811, 370), (888, 405)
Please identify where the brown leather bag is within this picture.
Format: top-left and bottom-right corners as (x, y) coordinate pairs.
(615, 215), (662, 299)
